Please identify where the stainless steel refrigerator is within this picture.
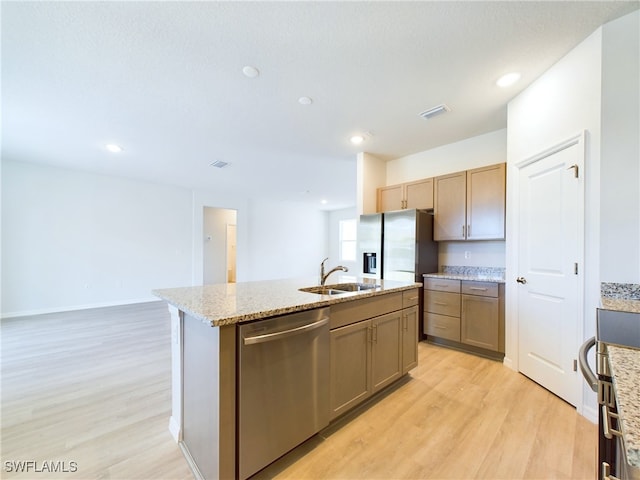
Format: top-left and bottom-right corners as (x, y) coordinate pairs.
(357, 209), (438, 282)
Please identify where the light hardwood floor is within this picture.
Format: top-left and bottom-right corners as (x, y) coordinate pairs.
(1, 302), (596, 480)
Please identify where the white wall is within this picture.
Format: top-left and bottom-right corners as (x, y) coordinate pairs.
(356, 152), (386, 215)
(1, 160), (193, 316)
(245, 200), (328, 281)
(385, 129), (508, 269)
(328, 207), (358, 277)
(506, 27), (604, 421)
(600, 10), (640, 283)
(2, 161), (334, 316)
(386, 129), (507, 184)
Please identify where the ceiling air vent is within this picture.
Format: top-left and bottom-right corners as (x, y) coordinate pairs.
(419, 104), (451, 120)
(209, 160), (230, 169)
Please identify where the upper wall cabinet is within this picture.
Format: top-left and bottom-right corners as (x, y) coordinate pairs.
(433, 163), (506, 241)
(377, 178), (433, 212)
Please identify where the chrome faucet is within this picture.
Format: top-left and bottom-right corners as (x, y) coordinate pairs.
(320, 257), (348, 286)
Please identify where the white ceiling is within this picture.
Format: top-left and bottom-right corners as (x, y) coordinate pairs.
(3, 1), (638, 210)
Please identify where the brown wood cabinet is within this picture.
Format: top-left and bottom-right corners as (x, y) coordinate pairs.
(401, 305), (419, 373)
(329, 288), (419, 420)
(377, 178), (433, 212)
(424, 278), (461, 342)
(371, 311), (402, 392)
(424, 278), (504, 358)
(330, 320), (371, 419)
(433, 163), (505, 241)
(461, 281), (505, 353)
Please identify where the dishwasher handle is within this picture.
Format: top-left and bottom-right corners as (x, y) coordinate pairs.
(578, 336), (598, 393)
(243, 317), (329, 345)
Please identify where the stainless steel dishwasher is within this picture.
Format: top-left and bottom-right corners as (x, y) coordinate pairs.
(238, 307), (330, 480)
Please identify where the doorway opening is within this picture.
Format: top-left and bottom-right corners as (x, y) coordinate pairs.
(203, 207), (237, 285)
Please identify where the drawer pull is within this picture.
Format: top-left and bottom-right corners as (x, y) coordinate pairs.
(434, 284), (449, 288)
(407, 296), (419, 301)
(602, 405), (622, 439)
(433, 302), (448, 306)
(434, 326), (447, 330)
(469, 287), (488, 291)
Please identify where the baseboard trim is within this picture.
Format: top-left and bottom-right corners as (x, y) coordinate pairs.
(1, 297), (159, 319)
(168, 415), (181, 443)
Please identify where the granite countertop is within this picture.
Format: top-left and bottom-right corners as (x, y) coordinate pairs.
(601, 297), (640, 314)
(423, 272), (506, 283)
(423, 265), (506, 284)
(153, 276), (421, 327)
(607, 344), (640, 470)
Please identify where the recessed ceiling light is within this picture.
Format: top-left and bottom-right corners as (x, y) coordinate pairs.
(298, 96), (313, 105)
(105, 144), (123, 153)
(242, 66), (260, 78)
(496, 72), (521, 88)
(320, 199), (328, 205)
(350, 135), (365, 145)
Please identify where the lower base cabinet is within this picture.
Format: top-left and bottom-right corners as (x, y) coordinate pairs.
(424, 278), (504, 358)
(401, 305), (419, 373)
(330, 321), (371, 418)
(329, 290), (419, 420)
(461, 293), (499, 351)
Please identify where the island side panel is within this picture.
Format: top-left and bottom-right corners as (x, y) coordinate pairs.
(181, 313), (236, 480)
(168, 305), (182, 441)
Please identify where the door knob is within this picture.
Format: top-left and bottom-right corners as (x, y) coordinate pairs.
(516, 277), (527, 284)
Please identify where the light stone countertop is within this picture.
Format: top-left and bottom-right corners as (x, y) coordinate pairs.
(423, 272), (506, 284)
(153, 276), (421, 327)
(601, 297), (640, 314)
(607, 344), (640, 469)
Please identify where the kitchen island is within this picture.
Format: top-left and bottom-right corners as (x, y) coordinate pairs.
(599, 290), (640, 479)
(153, 276), (421, 480)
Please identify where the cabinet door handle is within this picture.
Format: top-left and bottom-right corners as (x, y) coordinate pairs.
(462, 225), (466, 237)
(467, 224), (470, 237)
(602, 405), (622, 439)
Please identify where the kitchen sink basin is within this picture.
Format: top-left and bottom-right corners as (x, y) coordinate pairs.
(299, 283), (381, 295)
(299, 286), (349, 295)
(326, 282), (380, 292)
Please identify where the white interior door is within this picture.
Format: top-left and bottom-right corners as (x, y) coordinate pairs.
(516, 137), (583, 406)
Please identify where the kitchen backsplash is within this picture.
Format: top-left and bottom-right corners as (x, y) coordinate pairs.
(601, 282), (640, 300)
(441, 265), (506, 280)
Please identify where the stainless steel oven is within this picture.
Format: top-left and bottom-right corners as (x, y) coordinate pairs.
(579, 308), (640, 480)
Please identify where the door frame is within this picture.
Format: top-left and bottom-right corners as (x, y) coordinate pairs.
(505, 131), (586, 409)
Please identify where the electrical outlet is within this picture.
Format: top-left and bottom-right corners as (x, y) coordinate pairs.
(464, 251), (471, 259)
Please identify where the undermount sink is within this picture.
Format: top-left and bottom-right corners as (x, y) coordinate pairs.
(299, 283), (381, 295)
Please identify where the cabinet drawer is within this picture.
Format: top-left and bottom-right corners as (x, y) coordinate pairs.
(425, 291), (460, 317)
(330, 292), (402, 329)
(461, 281), (498, 297)
(424, 313), (460, 342)
(402, 289), (420, 308)
(424, 278), (461, 293)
